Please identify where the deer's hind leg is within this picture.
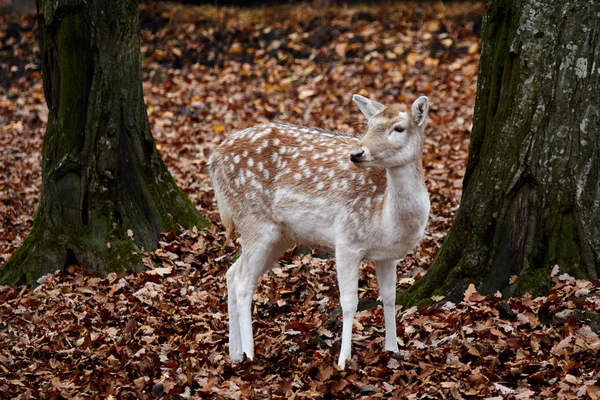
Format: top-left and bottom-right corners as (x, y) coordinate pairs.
(226, 258), (243, 362)
(228, 223), (289, 362)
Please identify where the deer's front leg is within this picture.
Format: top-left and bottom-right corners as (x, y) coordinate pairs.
(374, 259), (399, 352)
(335, 247), (363, 370)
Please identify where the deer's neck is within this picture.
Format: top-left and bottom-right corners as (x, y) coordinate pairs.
(382, 160), (427, 229)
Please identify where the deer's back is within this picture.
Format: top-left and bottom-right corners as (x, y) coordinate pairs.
(209, 123), (390, 247)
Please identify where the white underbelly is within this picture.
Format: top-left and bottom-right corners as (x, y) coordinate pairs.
(272, 192), (338, 250)
(278, 210), (337, 250)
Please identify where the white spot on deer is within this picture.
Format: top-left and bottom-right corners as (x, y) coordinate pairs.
(273, 138), (280, 146)
(243, 150), (248, 157)
(272, 152), (279, 163)
(341, 179), (349, 189)
(317, 182), (325, 190)
(263, 169), (270, 179)
(274, 167), (290, 182)
(228, 163), (235, 173)
(251, 179), (263, 190)
(299, 159), (307, 167)
(338, 161), (350, 170)
(359, 175), (366, 186)
(262, 139), (269, 148)
(372, 185), (377, 192)
(317, 166), (324, 173)
(294, 173), (302, 181)
(247, 158), (254, 167)
(233, 155), (240, 164)
(327, 170), (334, 178)
(257, 161), (264, 172)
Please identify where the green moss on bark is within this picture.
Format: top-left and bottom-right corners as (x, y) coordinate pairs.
(513, 266), (551, 297)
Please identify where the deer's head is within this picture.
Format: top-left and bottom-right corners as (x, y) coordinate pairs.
(350, 95), (429, 169)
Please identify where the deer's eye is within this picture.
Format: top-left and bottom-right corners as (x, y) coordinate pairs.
(393, 126), (405, 133)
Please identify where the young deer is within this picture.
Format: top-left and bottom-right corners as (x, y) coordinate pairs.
(208, 95), (430, 369)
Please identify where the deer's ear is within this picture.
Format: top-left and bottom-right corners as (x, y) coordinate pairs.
(411, 96), (429, 127)
(352, 94), (384, 120)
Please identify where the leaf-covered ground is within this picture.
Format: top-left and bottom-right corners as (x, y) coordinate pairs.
(1, 3), (599, 399)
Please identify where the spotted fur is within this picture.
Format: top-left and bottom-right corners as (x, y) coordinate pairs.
(208, 95), (431, 369)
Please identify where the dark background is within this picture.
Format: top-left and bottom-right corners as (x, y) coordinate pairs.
(3, 0), (478, 11)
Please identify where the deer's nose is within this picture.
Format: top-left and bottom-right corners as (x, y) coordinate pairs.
(350, 149), (365, 163)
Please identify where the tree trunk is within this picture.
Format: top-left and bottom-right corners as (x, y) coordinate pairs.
(399, 0), (600, 306)
(0, 0), (209, 285)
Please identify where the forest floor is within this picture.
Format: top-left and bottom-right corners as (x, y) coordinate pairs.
(1, 2), (600, 399)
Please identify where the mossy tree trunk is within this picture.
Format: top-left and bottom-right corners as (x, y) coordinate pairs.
(399, 0), (600, 306)
(0, 0), (209, 286)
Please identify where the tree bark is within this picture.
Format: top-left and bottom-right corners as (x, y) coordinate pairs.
(399, 0), (600, 306)
(0, 0), (209, 285)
